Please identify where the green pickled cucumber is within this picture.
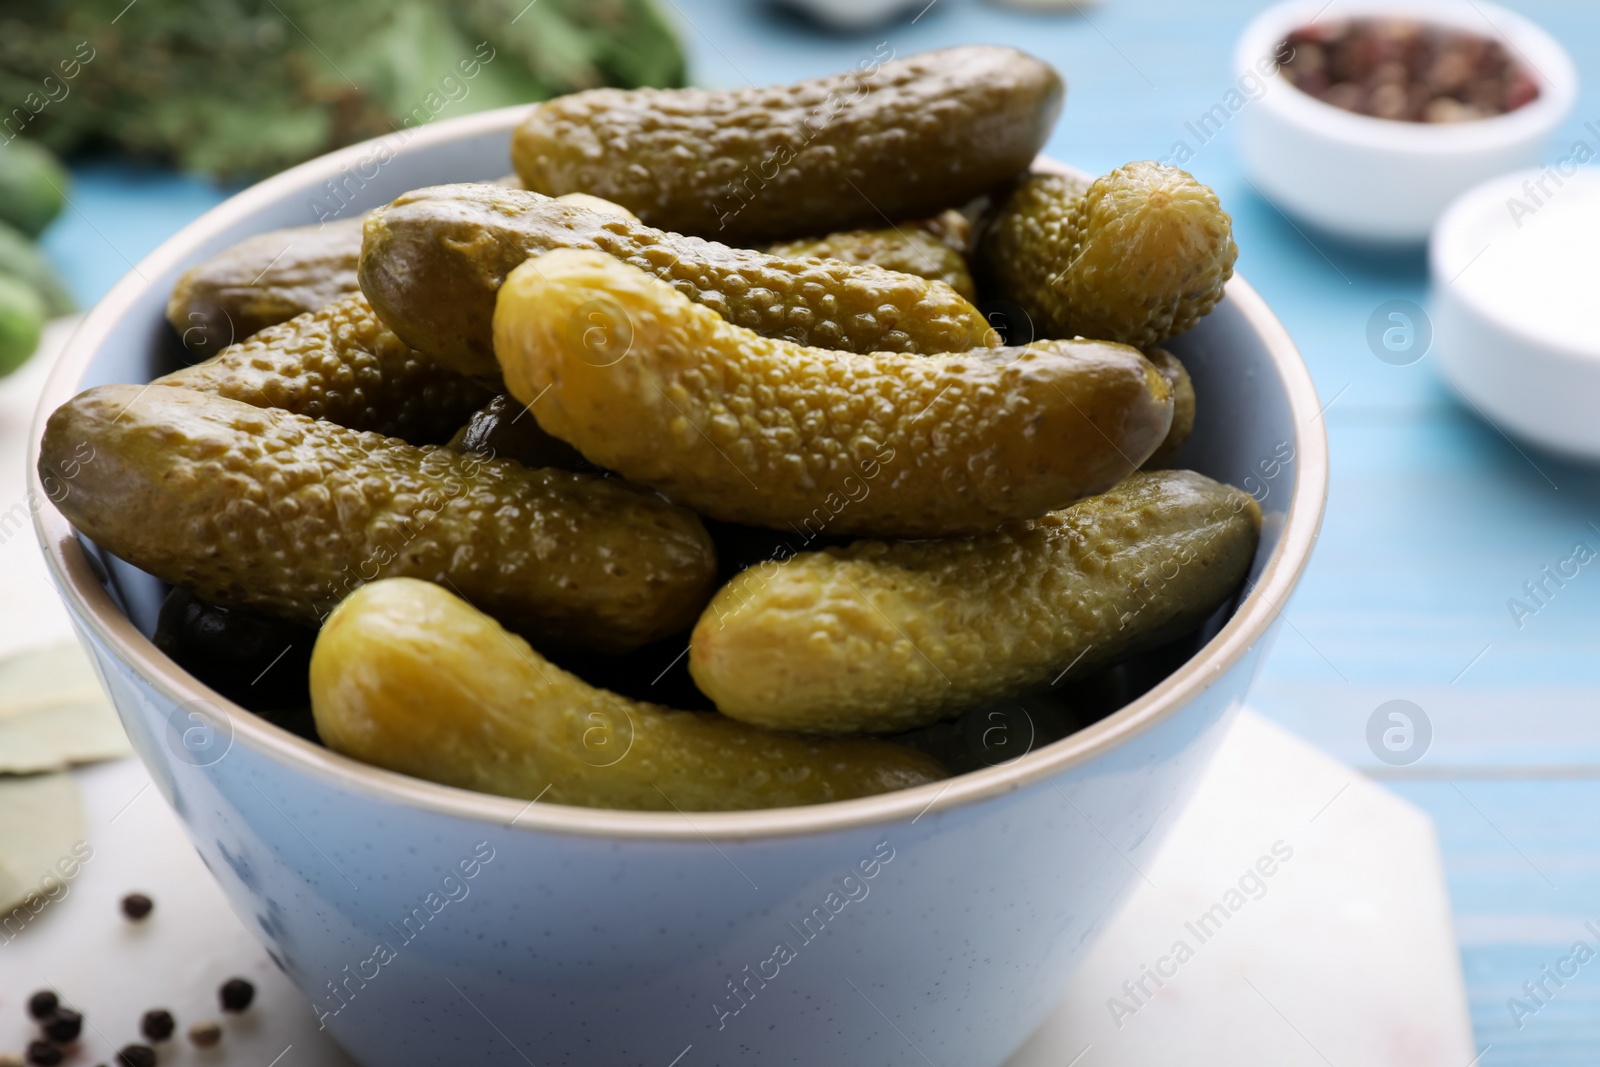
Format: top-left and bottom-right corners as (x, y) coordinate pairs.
(447, 393), (586, 471)
(359, 183), (996, 380)
(764, 224), (977, 300)
(312, 578), (945, 812)
(40, 385), (717, 652)
(494, 250), (1173, 538)
(977, 163), (1238, 349)
(689, 470), (1260, 734)
(1140, 348), (1195, 470)
(158, 292), (492, 444)
(510, 45), (1063, 243)
(167, 218), (364, 358)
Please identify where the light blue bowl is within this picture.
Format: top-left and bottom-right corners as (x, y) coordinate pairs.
(28, 107), (1327, 1067)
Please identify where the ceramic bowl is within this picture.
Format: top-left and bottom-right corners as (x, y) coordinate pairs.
(1431, 168), (1600, 460)
(1235, 0), (1577, 243)
(28, 106), (1327, 1067)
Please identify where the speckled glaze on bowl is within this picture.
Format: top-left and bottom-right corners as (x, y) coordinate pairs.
(29, 106), (1326, 1067)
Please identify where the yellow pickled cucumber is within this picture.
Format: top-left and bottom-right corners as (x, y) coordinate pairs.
(311, 578), (945, 811)
(159, 293), (493, 444)
(166, 218), (363, 357)
(511, 45), (1063, 243)
(358, 184), (995, 380)
(689, 470), (1260, 734)
(493, 250), (1174, 538)
(39, 385), (715, 651)
(556, 192), (637, 220)
(1140, 348), (1195, 470)
(978, 163), (1238, 349)
(764, 225), (977, 300)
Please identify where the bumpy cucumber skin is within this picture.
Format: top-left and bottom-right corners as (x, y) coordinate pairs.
(494, 250), (1173, 538)
(978, 163), (1238, 349)
(510, 46), (1063, 244)
(556, 192), (637, 220)
(167, 218), (364, 358)
(689, 470), (1261, 734)
(1140, 348), (1195, 470)
(764, 225), (977, 300)
(359, 184), (995, 380)
(40, 385), (716, 652)
(447, 393), (587, 471)
(311, 579), (945, 812)
(159, 293), (492, 444)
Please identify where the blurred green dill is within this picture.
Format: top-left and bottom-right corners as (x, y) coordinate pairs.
(0, 0), (685, 179)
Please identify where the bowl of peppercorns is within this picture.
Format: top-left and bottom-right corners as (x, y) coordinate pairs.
(1234, 0), (1577, 241)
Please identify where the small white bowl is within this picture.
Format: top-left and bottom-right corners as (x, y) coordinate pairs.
(1235, 0), (1577, 243)
(1431, 168), (1600, 460)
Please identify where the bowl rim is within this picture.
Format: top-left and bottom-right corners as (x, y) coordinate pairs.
(1236, 0), (1578, 152)
(28, 104), (1330, 843)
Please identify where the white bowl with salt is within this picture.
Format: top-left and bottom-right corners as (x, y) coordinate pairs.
(1431, 168), (1600, 459)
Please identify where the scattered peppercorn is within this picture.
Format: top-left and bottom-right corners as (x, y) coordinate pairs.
(218, 977), (254, 1013)
(23, 1042), (60, 1067)
(139, 1010), (175, 1043)
(25, 992), (57, 1021)
(187, 1020), (222, 1049)
(115, 1046), (155, 1067)
(120, 893), (154, 921)
(42, 1009), (82, 1044)
(1278, 18), (1539, 123)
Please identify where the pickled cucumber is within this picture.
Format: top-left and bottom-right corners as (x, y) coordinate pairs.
(510, 46), (1063, 243)
(920, 208), (979, 257)
(167, 218), (364, 358)
(764, 225), (977, 300)
(494, 250), (1173, 538)
(1140, 348), (1195, 470)
(159, 293), (492, 444)
(40, 385), (716, 651)
(977, 163), (1237, 349)
(447, 393), (586, 471)
(311, 578), (946, 811)
(359, 183), (995, 380)
(556, 192), (637, 220)
(689, 470), (1260, 734)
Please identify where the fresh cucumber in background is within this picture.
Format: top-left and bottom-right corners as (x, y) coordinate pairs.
(0, 274), (46, 378)
(0, 138), (69, 239)
(0, 138), (71, 376)
(0, 220), (73, 318)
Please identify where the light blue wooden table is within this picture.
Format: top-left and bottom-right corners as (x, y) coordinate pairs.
(34, 0), (1600, 1058)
